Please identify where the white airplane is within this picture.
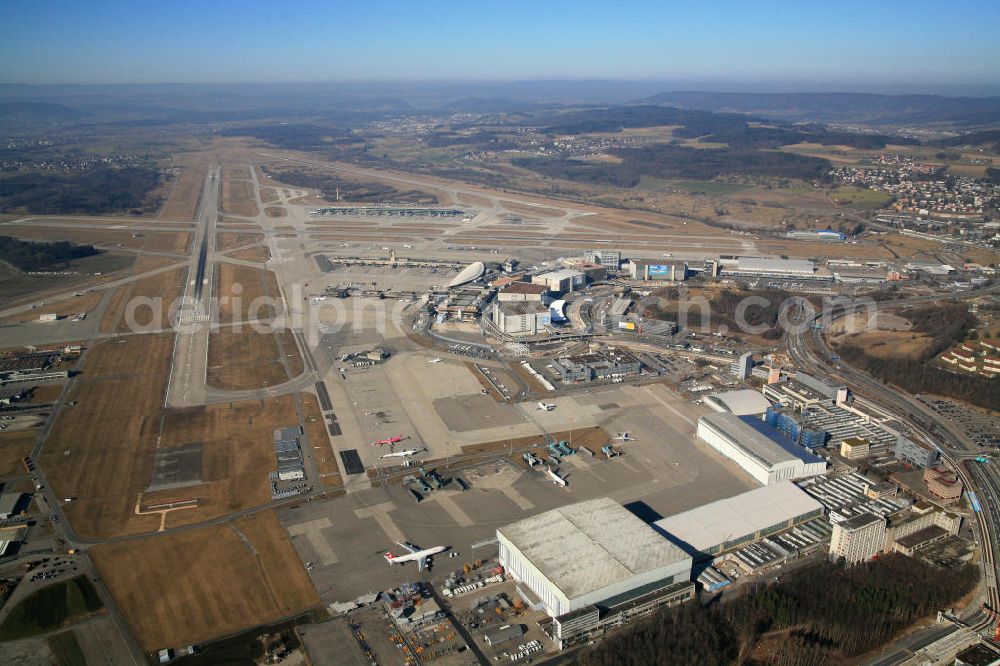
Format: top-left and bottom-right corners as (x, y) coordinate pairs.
(613, 432), (634, 442)
(384, 542), (446, 572)
(380, 448), (425, 459)
(428, 358), (443, 364)
(536, 402), (555, 411)
(545, 467), (568, 487)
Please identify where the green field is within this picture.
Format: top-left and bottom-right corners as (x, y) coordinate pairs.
(48, 631), (87, 666)
(0, 577), (103, 641)
(671, 179), (752, 195)
(0, 251), (134, 301)
(829, 185), (892, 210)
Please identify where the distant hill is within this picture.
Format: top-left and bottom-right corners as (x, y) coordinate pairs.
(0, 102), (89, 125)
(638, 91), (1000, 127)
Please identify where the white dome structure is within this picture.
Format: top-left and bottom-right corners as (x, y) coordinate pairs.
(448, 261), (485, 288)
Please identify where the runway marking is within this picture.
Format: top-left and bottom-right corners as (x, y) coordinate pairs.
(619, 458), (643, 475)
(288, 517), (339, 565)
(431, 493), (473, 527)
(354, 502), (405, 543)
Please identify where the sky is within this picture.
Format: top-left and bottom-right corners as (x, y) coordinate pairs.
(1, 0), (998, 91)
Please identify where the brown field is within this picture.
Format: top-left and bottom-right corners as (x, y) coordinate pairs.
(264, 206), (287, 218)
(0, 430), (35, 477)
(206, 328), (289, 390)
(40, 334), (175, 539)
(831, 330), (935, 359)
(220, 178), (259, 217)
(280, 330), (304, 378)
(216, 231), (264, 251)
(219, 216), (261, 227)
(115, 266), (189, 332)
(91, 510), (319, 651)
(99, 285), (131, 333)
(500, 200), (566, 218)
(259, 188), (279, 203)
(26, 216), (194, 229)
(301, 392), (341, 487)
(456, 193), (492, 208)
(223, 165), (251, 180)
(159, 166), (206, 222)
(29, 383), (65, 404)
(215, 264), (280, 323)
(0, 290), (103, 324)
(226, 245), (271, 263)
(1, 225), (191, 254)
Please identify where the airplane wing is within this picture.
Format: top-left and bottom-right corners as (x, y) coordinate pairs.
(396, 541), (419, 554)
(416, 556), (427, 572)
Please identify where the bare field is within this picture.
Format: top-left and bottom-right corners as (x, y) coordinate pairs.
(301, 392), (341, 487)
(99, 285), (131, 333)
(226, 245), (271, 263)
(159, 166), (206, 222)
(456, 192), (492, 208)
(223, 165), (251, 180)
(216, 231), (265, 251)
(29, 383), (64, 404)
(41, 334), (175, 539)
(220, 178), (259, 217)
(831, 330), (934, 359)
(500, 200), (565, 218)
(0, 290), (102, 324)
(206, 328), (289, 390)
(215, 264), (280, 323)
(91, 510), (319, 651)
(264, 206), (287, 218)
(0, 430), (34, 477)
(114, 266), (188, 332)
(259, 187), (279, 203)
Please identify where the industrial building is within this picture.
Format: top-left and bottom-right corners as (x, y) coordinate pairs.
(764, 405), (829, 450)
(839, 437), (871, 460)
(762, 372), (848, 409)
(549, 349), (642, 383)
(490, 301), (552, 336)
(923, 466), (964, 505)
(884, 502), (961, 551)
(696, 413), (827, 486)
(894, 438), (940, 469)
(703, 389), (772, 417)
(829, 513), (886, 564)
(439, 286), (490, 321)
(496, 282), (553, 304)
(531, 269), (585, 293)
(497, 498), (693, 624)
(726, 256), (826, 280)
(560, 259), (608, 283)
(731, 351), (753, 379)
(584, 249), (621, 268)
(625, 259), (688, 281)
(653, 481), (824, 560)
(796, 473), (907, 523)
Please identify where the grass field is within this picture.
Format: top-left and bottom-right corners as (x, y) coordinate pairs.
(99, 285), (131, 332)
(0, 225), (191, 255)
(0, 290), (102, 324)
(159, 166), (206, 222)
(0, 577), (103, 641)
(0, 252), (135, 305)
(215, 263), (280, 324)
(264, 206), (287, 218)
(216, 231), (264, 252)
(0, 430), (34, 477)
(829, 185), (892, 210)
(206, 328), (290, 390)
(259, 187), (279, 203)
(226, 245), (271, 263)
(221, 178), (259, 218)
(91, 510), (319, 651)
(114, 265), (188, 332)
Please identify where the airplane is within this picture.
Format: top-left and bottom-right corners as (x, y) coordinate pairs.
(536, 402), (555, 411)
(428, 358), (443, 364)
(545, 467), (568, 487)
(381, 448), (425, 459)
(613, 432), (634, 442)
(384, 541), (446, 572)
(371, 435), (408, 447)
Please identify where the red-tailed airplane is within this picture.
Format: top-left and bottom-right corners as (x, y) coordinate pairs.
(383, 541), (446, 572)
(370, 434), (407, 447)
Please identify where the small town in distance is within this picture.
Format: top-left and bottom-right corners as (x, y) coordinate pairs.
(1, 3), (1000, 666)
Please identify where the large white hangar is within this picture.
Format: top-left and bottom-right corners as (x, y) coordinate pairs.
(653, 481), (825, 560)
(497, 498), (692, 618)
(697, 413), (827, 486)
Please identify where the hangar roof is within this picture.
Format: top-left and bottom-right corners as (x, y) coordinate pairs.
(704, 389), (772, 416)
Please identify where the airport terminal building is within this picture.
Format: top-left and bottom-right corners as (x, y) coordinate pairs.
(498, 498), (694, 648)
(697, 413), (827, 486)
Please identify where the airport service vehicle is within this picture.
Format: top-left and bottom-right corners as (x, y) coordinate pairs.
(384, 542), (446, 571)
(545, 467), (567, 487)
(428, 358), (443, 364)
(536, 402), (555, 411)
(371, 434), (407, 447)
(613, 432), (634, 441)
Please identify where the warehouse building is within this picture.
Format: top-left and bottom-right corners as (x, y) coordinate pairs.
(496, 282), (553, 304)
(497, 498), (693, 635)
(490, 301), (552, 336)
(696, 413), (827, 486)
(584, 249), (621, 268)
(653, 481), (824, 560)
(829, 513), (886, 564)
(704, 389), (772, 417)
(549, 349), (642, 383)
(625, 259), (688, 281)
(728, 256), (823, 279)
(531, 269), (585, 293)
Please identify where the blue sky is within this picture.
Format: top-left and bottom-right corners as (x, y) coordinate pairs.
(1, 0), (998, 88)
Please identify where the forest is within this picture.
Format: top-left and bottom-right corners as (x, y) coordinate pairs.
(0, 166), (160, 214)
(0, 235), (99, 271)
(832, 303), (998, 411)
(579, 554), (977, 666)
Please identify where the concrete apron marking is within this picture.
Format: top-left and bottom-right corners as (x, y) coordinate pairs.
(428, 492), (474, 527)
(288, 517), (339, 565)
(643, 385), (697, 428)
(354, 501), (405, 543)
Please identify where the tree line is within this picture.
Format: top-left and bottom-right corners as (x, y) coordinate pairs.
(578, 554), (977, 666)
(0, 166), (160, 214)
(0, 235), (99, 271)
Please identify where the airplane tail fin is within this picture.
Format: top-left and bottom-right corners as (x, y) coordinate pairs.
(384, 552), (394, 562)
